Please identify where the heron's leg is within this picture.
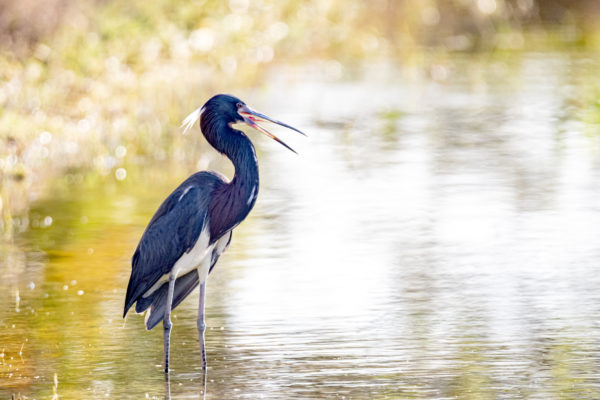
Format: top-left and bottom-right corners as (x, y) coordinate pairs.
(163, 273), (177, 373)
(197, 281), (207, 369)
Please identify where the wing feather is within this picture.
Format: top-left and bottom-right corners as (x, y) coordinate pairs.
(123, 171), (224, 317)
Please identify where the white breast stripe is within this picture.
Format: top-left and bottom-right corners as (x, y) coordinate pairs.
(215, 231), (232, 258)
(247, 185), (256, 205)
(178, 185), (193, 201)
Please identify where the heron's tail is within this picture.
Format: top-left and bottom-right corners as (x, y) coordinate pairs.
(136, 269), (200, 330)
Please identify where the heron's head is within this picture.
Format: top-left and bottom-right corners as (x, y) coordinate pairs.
(182, 94), (305, 153)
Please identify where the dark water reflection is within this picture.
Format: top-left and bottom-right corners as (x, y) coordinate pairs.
(3, 52), (600, 398)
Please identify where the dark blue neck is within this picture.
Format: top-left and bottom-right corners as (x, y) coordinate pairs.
(206, 123), (259, 240)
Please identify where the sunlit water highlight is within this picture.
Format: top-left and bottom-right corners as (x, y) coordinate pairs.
(2, 53), (600, 399)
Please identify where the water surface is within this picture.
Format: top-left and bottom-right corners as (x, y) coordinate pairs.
(2, 52), (600, 399)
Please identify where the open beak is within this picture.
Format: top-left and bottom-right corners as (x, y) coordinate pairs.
(238, 104), (306, 153)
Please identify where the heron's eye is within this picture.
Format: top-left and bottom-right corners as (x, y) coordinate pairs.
(236, 103), (243, 109)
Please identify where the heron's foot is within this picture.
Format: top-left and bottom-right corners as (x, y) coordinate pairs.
(199, 366), (208, 399)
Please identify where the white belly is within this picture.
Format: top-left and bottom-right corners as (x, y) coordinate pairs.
(142, 223), (212, 298)
(173, 223), (212, 280)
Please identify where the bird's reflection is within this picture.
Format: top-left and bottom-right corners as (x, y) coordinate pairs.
(164, 369), (207, 400)
(165, 373), (170, 400)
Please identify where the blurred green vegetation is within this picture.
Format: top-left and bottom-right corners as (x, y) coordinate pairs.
(1, 0), (600, 236)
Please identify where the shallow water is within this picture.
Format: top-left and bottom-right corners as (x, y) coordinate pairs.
(3, 52), (600, 399)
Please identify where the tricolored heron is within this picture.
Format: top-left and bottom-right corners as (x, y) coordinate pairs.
(123, 94), (304, 372)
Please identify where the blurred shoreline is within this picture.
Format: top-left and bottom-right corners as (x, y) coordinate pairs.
(2, 0), (600, 237)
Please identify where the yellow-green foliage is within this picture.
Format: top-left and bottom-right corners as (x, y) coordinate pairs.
(1, 0), (600, 235)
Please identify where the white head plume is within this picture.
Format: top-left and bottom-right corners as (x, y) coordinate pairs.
(181, 106), (205, 134)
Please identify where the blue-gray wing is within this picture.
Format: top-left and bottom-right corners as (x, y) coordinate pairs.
(123, 172), (224, 317)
